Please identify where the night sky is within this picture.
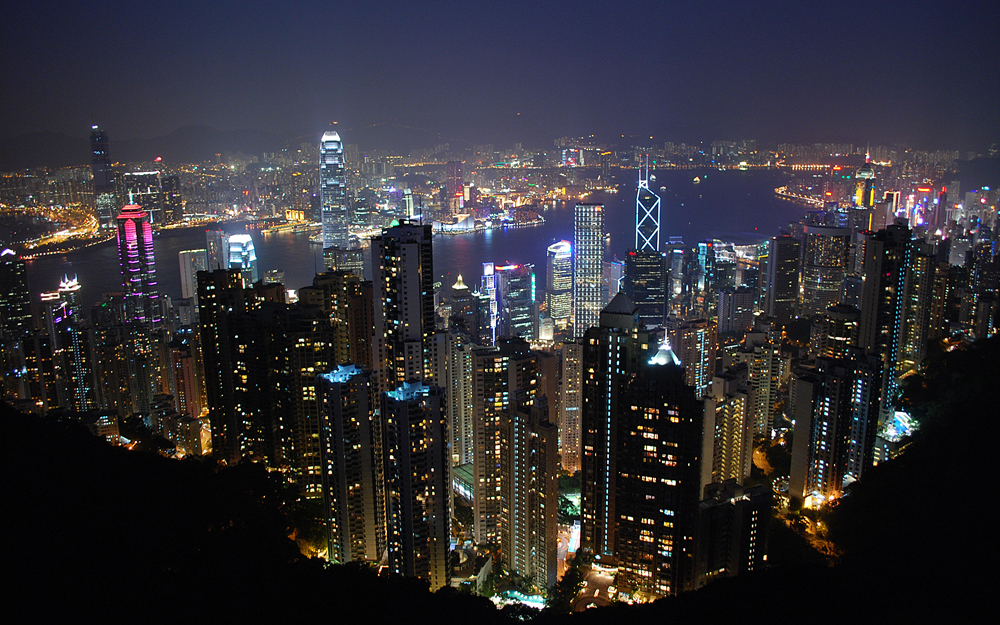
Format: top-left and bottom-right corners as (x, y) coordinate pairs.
(2, 0), (997, 150)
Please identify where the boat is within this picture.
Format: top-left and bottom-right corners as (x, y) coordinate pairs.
(308, 233), (324, 244)
(693, 176), (701, 184)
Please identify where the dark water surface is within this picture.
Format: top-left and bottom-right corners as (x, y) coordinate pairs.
(25, 168), (802, 309)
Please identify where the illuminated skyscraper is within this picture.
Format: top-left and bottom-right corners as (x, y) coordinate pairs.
(854, 159), (876, 208)
(318, 365), (385, 565)
(801, 225), (850, 316)
(615, 343), (702, 598)
(372, 222), (435, 390)
(178, 249), (207, 305)
(115, 205), (160, 326)
(381, 381), (450, 591)
(205, 229), (228, 271)
(574, 203), (604, 335)
(90, 126), (116, 229)
(320, 131), (348, 248)
(763, 236), (801, 325)
(624, 250), (668, 327)
(228, 234), (259, 285)
(667, 318), (717, 397)
(788, 352), (882, 504)
(635, 162), (661, 251)
(546, 241), (573, 337)
(559, 341), (583, 473)
(580, 293), (654, 558)
(0, 248), (31, 341)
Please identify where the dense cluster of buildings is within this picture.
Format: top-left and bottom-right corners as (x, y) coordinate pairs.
(1, 129), (997, 605)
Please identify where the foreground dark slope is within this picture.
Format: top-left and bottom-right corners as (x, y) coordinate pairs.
(4, 339), (994, 621)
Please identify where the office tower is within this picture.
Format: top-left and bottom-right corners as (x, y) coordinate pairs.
(730, 322), (785, 437)
(667, 318), (717, 397)
(560, 340), (583, 473)
(372, 222), (435, 390)
(854, 160), (876, 208)
(161, 174), (182, 223)
(401, 188), (416, 219)
(198, 270), (287, 465)
(320, 131), (348, 249)
(90, 126), (116, 228)
(574, 203), (604, 335)
(52, 276), (98, 412)
(482, 263), (500, 344)
(178, 249), (208, 305)
(810, 304), (860, 359)
(0, 249), (32, 341)
(788, 352), (882, 504)
(284, 304), (339, 498)
(323, 246), (365, 279)
(205, 229), (228, 270)
(624, 250), (668, 327)
(801, 225), (851, 316)
(91, 293), (157, 419)
(381, 381), (450, 591)
(116, 205), (160, 326)
(581, 293), (654, 558)
(118, 171), (164, 223)
(615, 341), (703, 598)
(694, 481), (771, 589)
(763, 236), (801, 325)
(899, 241), (937, 373)
(717, 286), (755, 335)
(227, 234), (259, 285)
(496, 263), (535, 339)
(635, 163), (661, 251)
(603, 259), (624, 305)
(449, 275), (477, 335)
(347, 281), (375, 370)
(546, 241), (573, 338)
(318, 365), (385, 564)
(446, 161), (464, 213)
(500, 397), (558, 590)
(169, 338), (202, 418)
(471, 338), (538, 544)
(858, 222), (911, 424)
(426, 330), (475, 466)
(701, 366), (753, 490)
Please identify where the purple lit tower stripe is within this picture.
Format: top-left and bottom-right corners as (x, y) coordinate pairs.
(115, 205), (159, 326)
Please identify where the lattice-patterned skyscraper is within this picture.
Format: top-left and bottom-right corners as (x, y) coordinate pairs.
(635, 158), (661, 251)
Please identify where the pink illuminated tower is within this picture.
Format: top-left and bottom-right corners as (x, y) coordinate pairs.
(116, 205), (160, 326)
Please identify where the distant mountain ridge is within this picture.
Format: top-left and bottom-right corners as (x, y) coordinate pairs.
(0, 126), (285, 171)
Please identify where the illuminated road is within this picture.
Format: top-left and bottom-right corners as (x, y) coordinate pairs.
(573, 567), (614, 611)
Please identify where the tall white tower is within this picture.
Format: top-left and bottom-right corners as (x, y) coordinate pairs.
(635, 157), (661, 251)
(320, 131), (347, 248)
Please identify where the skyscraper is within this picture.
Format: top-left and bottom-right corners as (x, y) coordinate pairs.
(615, 343), (702, 598)
(318, 365), (385, 565)
(559, 341), (583, 473)
(667, 318), (717, 397)
(574, 203), (604, 335)
(800, 225), (850, 316)
(635, 163), (661, 252)
(624, 250), (668, 328)
(0, 248), (31, 341)
(205, 229), (229, 271)
(320, 131), (348, 249)
(500, 397), (558, 590)
(178, 249), (208, 305)
(580, 293), (654, 558)
(546, 241), (573, 337)
(115, 205), (160, 326)
(227, 234), (259, 285)
(90, 126), (116, 229)
(381, 381), (450, 591)
(372, 222), (435, 390)
(763, 236), (801, 325)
